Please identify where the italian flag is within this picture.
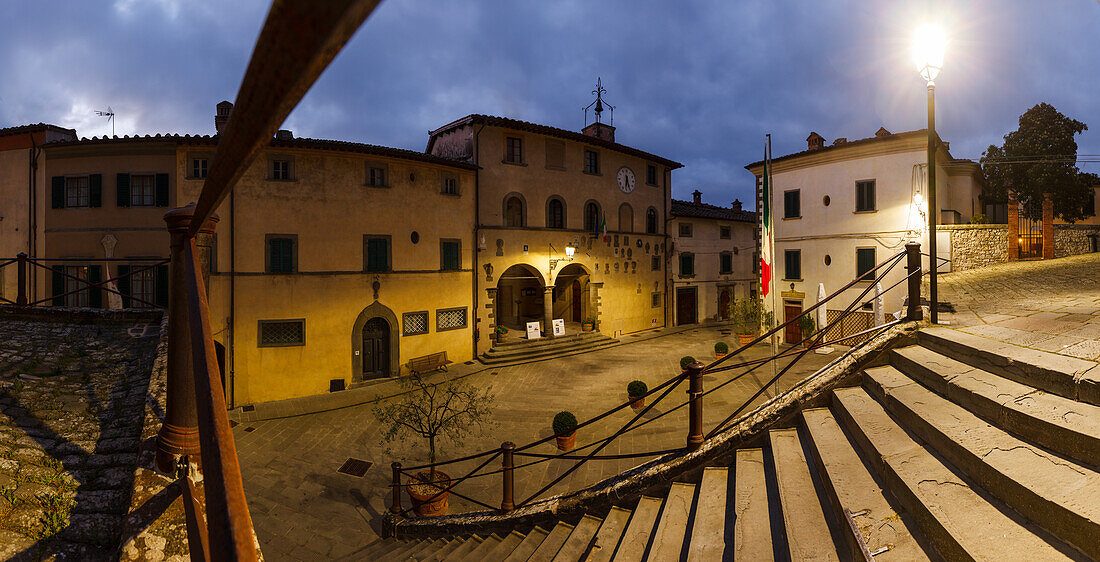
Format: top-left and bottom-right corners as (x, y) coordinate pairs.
(760, 138), (773, 298)
(601, 215), (608, 243)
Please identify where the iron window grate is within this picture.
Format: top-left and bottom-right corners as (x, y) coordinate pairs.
(436, 307), (467, 331)
(403, 311), (428, 336)
(259, 320), (304, 346)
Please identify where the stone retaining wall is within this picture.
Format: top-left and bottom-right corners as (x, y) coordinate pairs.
(1054, 224), (1100, 258)
(941, 224), (1008, 272)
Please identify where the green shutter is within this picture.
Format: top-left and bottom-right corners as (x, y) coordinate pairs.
(857, 248), (876, 280)
(269, 238), (293, 273)
(442, 241), (460, 270)
(155, 173), (170, 207)
(89, 174), (102, 207)
(155, 264), (169, 307)
(87, 265), (102, 308)
(117, 265), (131, 308)
(51, 266), (65, 306)
(366, 238), (388, 272)
(116, 173), (130, 207)
(51, 176), (65, 209)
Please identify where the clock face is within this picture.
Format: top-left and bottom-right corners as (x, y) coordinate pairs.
(617, 166), (636, 194)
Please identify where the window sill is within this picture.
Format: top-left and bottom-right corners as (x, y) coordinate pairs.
(267, 178), (298, 182)
(265, 271), (297, 275)
(583, 171), (602, 176)
(436, 325), (468, 333)
(854, 209), (878, 214)
(440, 191), (462, 197)
(185, 176), (208, 181)
(501, 160), (527, 167)
(258, 343), (305, 348)
(646, 182), (658, 187)
(545, 165), (566, 171)
(678, 274), (696, 279)
(402, 332), (428, 337)
(364, 183), (390, 188)
(782, 278), (803, 282)
(783, 216), (802, 220)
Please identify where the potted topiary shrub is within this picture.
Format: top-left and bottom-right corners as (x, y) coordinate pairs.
(798, 314), (816, 348)
(714, 341), (729, 359)
(581, 317), (595, 331)
(680, 355), (695, 373)
(553, 411), (578, 451)
(627, 380), (648, 408)
(732, 298), (763, 346)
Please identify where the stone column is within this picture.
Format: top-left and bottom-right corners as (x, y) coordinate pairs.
(486, 287), (499, 344)
(1007, 193), (1020, 262)
(1042, 193), (1054, 260)
(155, 203), (219, 474)
(590, 282), (603, 332)
(543, 285), (554, 338)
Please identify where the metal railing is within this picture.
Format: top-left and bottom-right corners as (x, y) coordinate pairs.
(386, 242), (926, 518)
(0, 253), (169, 309)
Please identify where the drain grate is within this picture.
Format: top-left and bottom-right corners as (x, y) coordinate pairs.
(242, 405), (255, 412)
(244, 427), (255, 433)
(337, 458), (373, 477)
(229, 420), (239, 428)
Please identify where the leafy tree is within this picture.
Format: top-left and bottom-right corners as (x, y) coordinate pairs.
(981, 103), (1095, 222)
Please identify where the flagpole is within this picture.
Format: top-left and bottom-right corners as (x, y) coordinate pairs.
(766, 135), (780, 397)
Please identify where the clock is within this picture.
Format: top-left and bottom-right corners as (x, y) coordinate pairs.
(616, 166), (636, 194)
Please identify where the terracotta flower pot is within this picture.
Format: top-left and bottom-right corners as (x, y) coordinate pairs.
(803, 339), (814, 349)
(737, 334), (754, 346)
(556, 431), (576, 451)
(406, 470), (451, 517)
(628, 395), (645, 409)
(582, 323), (594, 332)
(715, 351), (727, 360)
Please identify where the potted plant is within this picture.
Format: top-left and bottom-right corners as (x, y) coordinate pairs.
(373, 374), (494, 517)
(798, 314), (817, 348)
(680, 355), (695, 373)
(495, 324), (508, 343)
(627, 380), (648, 408)
(581, 317), (595, 332)
(714, 341), (729, 359)
(554, 411), (578, 451)
(732, 298), (763, 346)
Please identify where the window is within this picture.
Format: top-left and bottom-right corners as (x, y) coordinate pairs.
(440, 239), (461, 271)
(130, 174), (155, 207)
(720, 226), (731, 239)
(652, 292), (662, 308)
(130, 267), (156, 308)
(652, 255), (661, 270)
(364, 236), (391, 273)
(258, 320), (305, 347)
(115, 263), (167, 308)
(402, 311), (429, 336)
(646, 164), (658, 185)
(584, 149), (599, 174)
(618, 203), (633, 232)
(442, 173), (459, 195)
(679, 253), (694, 276)
(856, 180), (876, 212)
(856, 247), (876, 281)
(505, 136), (523, 164)
(646, 207), (658, 234)
(584, 201), (601, 232)
(269, 156), (293, 180)
(436, 307), (467, 331)
(784, 249), (801, 280)
(366, 163), (387, 187)
(784, 190), (800, 219)
(720, 252), (733, 274)
(547, 197), (565, 228)
(679, 223), (693, 238)
(64, 265), (90, 307)
(503, 196), (525, 227)
(266, 235), (297, 273)
(191, 158), (209, 179)
(545, 140), (565, 169)
(65, 176), (90, 208)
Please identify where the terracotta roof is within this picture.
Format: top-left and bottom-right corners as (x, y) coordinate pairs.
(670, 199), (756, 222)
(42, 133), (478, 170)
(427, 114), (682, 169)
(744, 129), (956, 171)
(0, 123), (75, 139)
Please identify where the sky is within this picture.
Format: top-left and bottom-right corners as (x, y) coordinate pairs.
(2, 1), (1097, 208)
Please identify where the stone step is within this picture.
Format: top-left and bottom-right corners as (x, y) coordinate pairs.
(801, 407), (930, 561)
(387, 539), (425, 560)
(864, 365), (1100, 560)
(552, 514), (602, 561)
(769, 428), (840, 561)
(448, 535), (484, 559)
(647, 482), (695, 561)
(423, 538), (461, 561)
(916, 326), (1100, 406)
(491, 331), (612, 349)
(585, 506), (632, 562)
(407, 538), (447, 560)
(732, 448), (773, 561)
(481, 338), (619, 364)
(686, 467), (728, 561)
(527, 521), (574, 561)
(458, 533), (503, 562)
(833, 385), (1076, 561)
(612, 495), (663, 561)
(891, 344), (1100, 468)
(487, 531), (526, 560)
(503, 526), (549, 562)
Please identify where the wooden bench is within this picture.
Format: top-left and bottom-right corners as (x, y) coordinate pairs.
(407, 351), (452, 375)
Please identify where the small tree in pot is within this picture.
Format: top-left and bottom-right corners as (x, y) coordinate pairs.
(553, 411), (578, 451)
(373, 374), (494, 516)
(680, 355), (695, 373)
(627, 380), (648, 409)
(714, 341), (729, 359)
(732, 298), (763, 346)
(798, 314), (817, 348)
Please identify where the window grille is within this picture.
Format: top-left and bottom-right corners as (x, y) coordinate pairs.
(436, 307), (467, 331)
(403, 311), (428, 335)
(259, 320), (304, 346)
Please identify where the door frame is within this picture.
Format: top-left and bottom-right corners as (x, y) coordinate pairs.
(783, 299), (803, 345)
(676, 286), (698, 326)
(361, 317), (390, 379)
(352, 302), (400, 381)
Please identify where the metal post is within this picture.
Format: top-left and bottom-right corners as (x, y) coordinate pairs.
(390, 462), (403, 516)
(905, 242), (923, 321)
(500, 441), (515, 513)
(686, 361), (705, 451)
(927, 82), (939, 324)
(16, 253), (27, 306)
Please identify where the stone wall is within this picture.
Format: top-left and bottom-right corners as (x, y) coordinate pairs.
(942, 224), (1008, 272)
(1054, 224), (1100, 258)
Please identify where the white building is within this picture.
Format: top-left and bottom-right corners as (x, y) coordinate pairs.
(746, 128), (982, 343)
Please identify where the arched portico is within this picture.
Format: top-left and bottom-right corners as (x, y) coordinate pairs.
(495, 264), (546, 331)
(552, 263), (592, 324)
(351, 302), (399, 381)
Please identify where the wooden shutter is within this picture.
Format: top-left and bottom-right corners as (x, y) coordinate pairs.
(269, 238), (292, 273)
(857, 248), (876, 280)
(155, 264), (169, 307)
(155, 173), (170, 207)
(116, 173), (130, 207)
(87, 265), (102, 308)
(366, 238), (388, 272)
(442, 242), (460, 270)
(117, 265), (131, 308)
(51, 176), (65, 209)
(89, 174), (102, 208)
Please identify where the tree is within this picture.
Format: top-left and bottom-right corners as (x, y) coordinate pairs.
(981, 103), (1094, 222)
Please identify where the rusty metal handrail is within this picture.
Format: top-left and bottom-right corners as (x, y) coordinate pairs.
(0, 254), (169, 309)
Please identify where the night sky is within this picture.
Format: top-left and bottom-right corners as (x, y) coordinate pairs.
(2, 1), (1097, 208)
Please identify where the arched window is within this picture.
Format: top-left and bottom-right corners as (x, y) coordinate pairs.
(618, 203), (633, 233)
(646, 207), (658, 234)
(504, 195), (525, 227)
(584, 201), (601, 232)
(546, 197), (565, 229)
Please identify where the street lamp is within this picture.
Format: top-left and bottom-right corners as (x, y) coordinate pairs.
(913, 23), (946, 324)
(549, 241), (577, 273)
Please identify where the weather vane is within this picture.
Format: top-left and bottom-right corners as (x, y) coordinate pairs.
(584, 77), (614, 127)
(94, 106), (115, 136)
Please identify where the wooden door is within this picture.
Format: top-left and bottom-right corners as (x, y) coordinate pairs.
(571, 281), (582, 321)
(784, 302), (802, 344)
(719, 289), (731, 320)
(362, 317), (389, 379)
(677, 288), (697, 325)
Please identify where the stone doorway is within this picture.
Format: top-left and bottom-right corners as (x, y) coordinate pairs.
(496, 264), (545, 330)
(553, 263), (591, 324)
(362, 317), (389, 379)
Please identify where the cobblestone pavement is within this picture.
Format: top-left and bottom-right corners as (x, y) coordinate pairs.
(0, 312), (164, 561)
(233, 326), (843, 561)
(936, 253), (1100, 360)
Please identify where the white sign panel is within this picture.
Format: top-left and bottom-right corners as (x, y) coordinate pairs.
(526, 321), (542, 340)
(552, 318), (565, 336)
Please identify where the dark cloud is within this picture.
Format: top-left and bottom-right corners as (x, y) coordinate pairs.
(2, 1), (1097, 208)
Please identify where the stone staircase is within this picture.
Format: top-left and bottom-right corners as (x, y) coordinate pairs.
(369, 326), (1100, 560)
(480, 332), (619, 365)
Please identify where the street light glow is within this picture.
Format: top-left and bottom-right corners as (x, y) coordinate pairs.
(912, 24), (946, 82)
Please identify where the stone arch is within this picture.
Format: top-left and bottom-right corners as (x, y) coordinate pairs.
(351, 301), (399, 381)
(496, 264), (546, 330)
(503, 192), (527, 227)
(552, 263), (593, 324)
(619, 203), (634, 233)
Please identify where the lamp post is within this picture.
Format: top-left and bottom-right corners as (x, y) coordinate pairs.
(913, 24), (946, 324)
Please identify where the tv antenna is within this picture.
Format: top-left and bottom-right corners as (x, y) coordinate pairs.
(94, 107), (115, 136)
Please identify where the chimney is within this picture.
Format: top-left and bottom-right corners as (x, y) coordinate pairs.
(832, 137), (848, 146)
(582, 122), (615, 143)
(807, 131), (825, 150)
(875, 126), (892, 138)
(275, 129), (294, 140)
(731, 199), (742, 212)
(215, 101), (233, 134)
(692, 190), (702, 204)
